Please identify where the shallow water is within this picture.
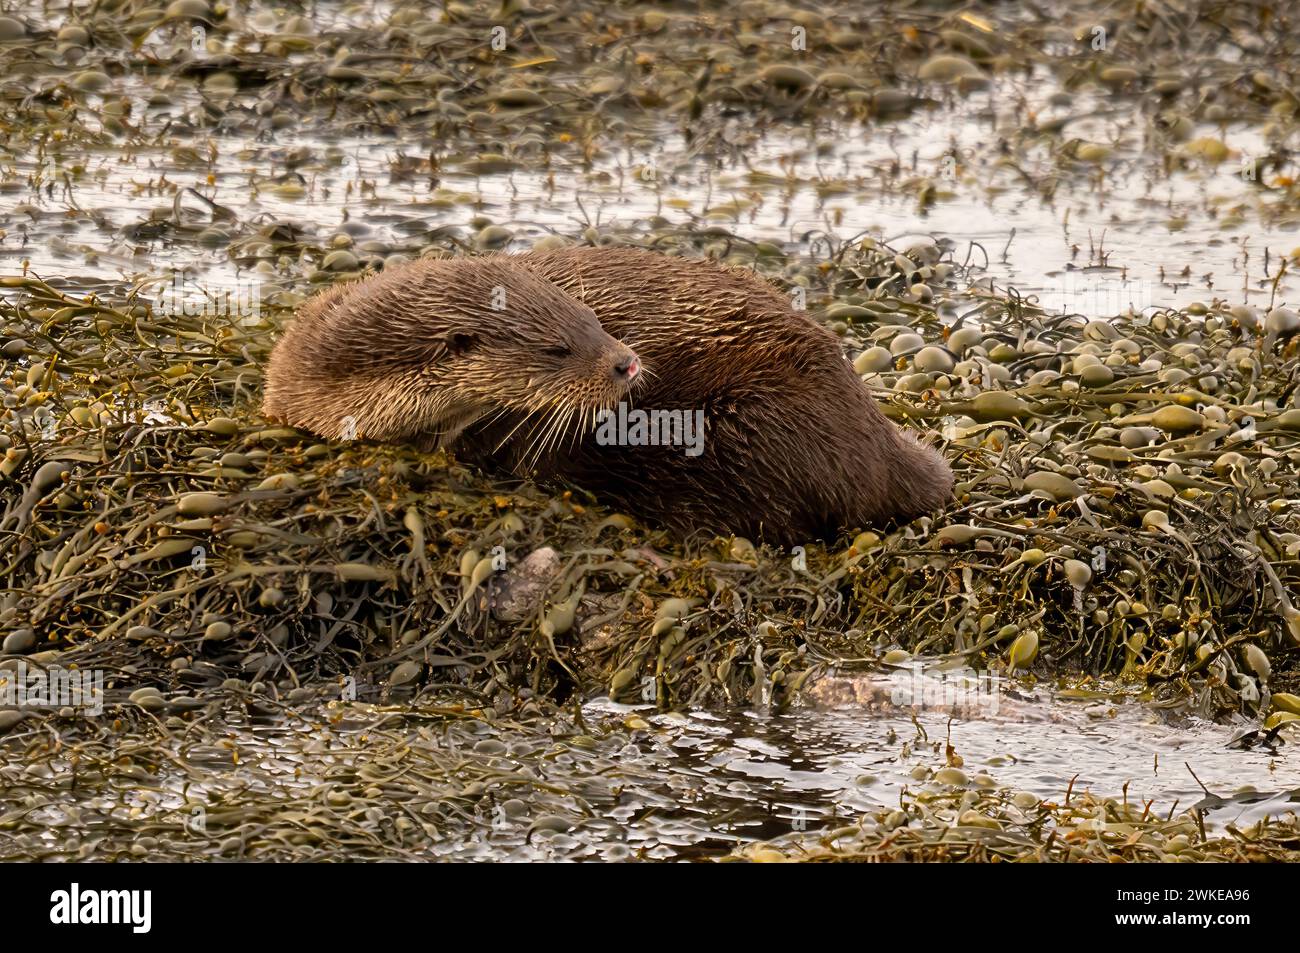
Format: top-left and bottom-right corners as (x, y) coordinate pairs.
(15, 669), (1289, 861)
(8, 66), (1299, 319)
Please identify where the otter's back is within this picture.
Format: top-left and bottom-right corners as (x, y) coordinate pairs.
(499, 246), (952, 542)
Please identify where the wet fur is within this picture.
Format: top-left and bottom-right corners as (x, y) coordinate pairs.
(262, 256), (635, 451)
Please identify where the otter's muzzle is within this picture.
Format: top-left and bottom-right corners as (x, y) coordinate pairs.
(612, 352), (640, 383)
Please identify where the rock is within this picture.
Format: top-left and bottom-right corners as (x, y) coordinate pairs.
(490, 547), (561, 622)
(0, 16), (27, 41)
(2, 629), (36, 654)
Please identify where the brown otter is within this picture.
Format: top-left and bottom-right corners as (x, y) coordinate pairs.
(262, 246), (952, 545)
(262, 255), (641, 448)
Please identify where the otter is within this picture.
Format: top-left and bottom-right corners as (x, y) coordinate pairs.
(262, 246), (953, 545)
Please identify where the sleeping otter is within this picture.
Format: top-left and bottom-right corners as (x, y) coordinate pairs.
(262, 245), (952, 545)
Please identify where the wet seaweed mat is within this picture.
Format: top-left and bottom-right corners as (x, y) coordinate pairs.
(1, 0), (1300, 860)
(3, 234), (1299, 706)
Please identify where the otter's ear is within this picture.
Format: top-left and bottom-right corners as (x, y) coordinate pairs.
(445, 331), (477, 356)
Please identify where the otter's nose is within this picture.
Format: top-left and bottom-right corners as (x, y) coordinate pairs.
(613, 353), (640, 382)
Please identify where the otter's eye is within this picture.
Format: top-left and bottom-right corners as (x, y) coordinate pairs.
(541, 345), (571, 358)
(445, 331), (477, 356)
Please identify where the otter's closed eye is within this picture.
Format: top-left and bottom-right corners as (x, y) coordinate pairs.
(540, 344), (571, 357)
(445, 331), (477, 355)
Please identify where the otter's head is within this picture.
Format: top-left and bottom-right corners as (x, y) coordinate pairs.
(427, 261), (642, 453)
